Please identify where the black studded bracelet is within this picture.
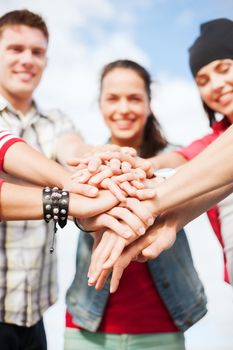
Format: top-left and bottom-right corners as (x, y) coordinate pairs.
(42, 187), (69, 253)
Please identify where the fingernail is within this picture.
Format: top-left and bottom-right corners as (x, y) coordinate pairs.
(124, 230), (132, 238)
(147, 217), (154, 226)
(90, 187), (98, 195)
(138, 227), (145, 235)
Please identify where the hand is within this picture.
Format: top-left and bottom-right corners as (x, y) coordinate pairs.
(87, 198), (157, 284)
(91, 213), (177, 293)
(79, 200), (153, 239)
(64, 177), (99, 197)
(69, 189), (119, 219)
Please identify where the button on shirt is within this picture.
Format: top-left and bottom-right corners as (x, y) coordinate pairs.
(0, 95), (76, 327)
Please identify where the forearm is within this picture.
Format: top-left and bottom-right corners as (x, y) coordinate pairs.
(55, 132), (93, 166)
(149, 152), (186, 170)
(154, 126), (233, 212)
(0, 183), (43, 220)
(169, 183), (233, 231)
(4, 142), (71, 188)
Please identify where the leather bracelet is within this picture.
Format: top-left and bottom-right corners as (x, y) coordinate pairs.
(42, 187), (69, 253)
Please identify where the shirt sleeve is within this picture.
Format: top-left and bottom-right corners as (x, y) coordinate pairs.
(0, 130), (25, 171)
(175, 131), (220, 161)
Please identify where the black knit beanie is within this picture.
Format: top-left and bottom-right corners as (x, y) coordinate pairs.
(189, 18), (233, 77)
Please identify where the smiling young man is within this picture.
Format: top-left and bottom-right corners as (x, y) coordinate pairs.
(0, 9), (92, 350)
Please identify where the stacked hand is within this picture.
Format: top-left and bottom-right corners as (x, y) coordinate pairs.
(66, 145), (166, 293)
(68, 145), (155, 202)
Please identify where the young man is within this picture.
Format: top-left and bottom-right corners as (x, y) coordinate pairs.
(0, 9), (91, 350)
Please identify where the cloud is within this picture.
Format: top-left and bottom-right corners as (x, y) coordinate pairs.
(152, 75), (210, 145)
(0, 0), (209, 147)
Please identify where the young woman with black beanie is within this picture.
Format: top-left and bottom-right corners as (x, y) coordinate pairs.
(152, 18), (233, 285)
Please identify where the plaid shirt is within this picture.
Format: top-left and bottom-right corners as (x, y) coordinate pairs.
(0, 95), (75, 327)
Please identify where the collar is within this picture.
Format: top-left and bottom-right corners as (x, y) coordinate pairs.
(0, 94), (48, 119)
(212, 116), (231, 133)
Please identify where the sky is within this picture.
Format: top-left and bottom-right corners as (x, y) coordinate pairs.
(1, 0), (233, 146)
(1, 1), (233, 349)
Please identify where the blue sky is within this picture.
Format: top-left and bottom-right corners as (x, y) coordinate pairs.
(69, 0), (233, 78)
(1, 0), (233, 143)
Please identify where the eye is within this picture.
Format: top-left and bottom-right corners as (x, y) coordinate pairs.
(9, 45), (23, 53)
(129, 95), (143, 102)
(216, 62), (231, 74)
(106, 95), (118, 102)
(32, 48), (46, 57)
(195, 75), (209, 87)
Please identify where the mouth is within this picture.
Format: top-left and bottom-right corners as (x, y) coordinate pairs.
(216, 91), (233, 107)
(113, 120), (135, 130)
(14, 71), (35, 82)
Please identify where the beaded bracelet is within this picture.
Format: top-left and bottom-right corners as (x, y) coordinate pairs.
(43, 187), (69, 253)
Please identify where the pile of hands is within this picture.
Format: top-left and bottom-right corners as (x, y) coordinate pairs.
(67, 145), (177, 293)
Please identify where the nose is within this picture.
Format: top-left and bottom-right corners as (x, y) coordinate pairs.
(117, 98), (130, 114)
(210, 73), (224, 92)
(19, 49), (34, 66)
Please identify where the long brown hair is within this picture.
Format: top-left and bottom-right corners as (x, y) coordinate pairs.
(202, 101), (218, 126)
(99, 59), (168, 158)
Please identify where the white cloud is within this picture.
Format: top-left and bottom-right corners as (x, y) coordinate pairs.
(0, 0), (209, 147)
(151, 75), (210, 145)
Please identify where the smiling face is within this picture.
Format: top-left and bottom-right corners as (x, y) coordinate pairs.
(0, 24), (48, 105)
(195, 59), (233, 123)
(99, 67), (151, 148)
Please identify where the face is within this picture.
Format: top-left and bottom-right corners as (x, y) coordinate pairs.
(0, 24), (48, 102)
(195, 59), (233, 122)
(99, 67), (151, 146)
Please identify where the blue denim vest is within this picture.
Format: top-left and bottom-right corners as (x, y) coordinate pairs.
(66, 228), (207, 333)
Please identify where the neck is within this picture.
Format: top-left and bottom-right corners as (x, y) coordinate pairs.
(0, 89), (33, 113)
(226, 112), (233, 125)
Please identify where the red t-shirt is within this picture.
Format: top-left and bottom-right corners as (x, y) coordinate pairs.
(176, 117), (231, 282)
(66, 261), (179, 334)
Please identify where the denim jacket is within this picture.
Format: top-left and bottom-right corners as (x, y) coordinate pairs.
(66, 228), (207, 333)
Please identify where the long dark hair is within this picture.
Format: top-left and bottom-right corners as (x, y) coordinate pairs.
(99, 59), (168, 158)
(202, 101), (217, 126)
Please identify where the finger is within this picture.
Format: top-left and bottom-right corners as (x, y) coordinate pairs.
(88, 233), (116, 285)
(71, 169), (92, 183)
(101, 178), (126, 202)
(133, 168), (146, 180)
(119, 198), (154, 227)
(135, 158), (154, 178)
(95, 269), (111, 290)
(99, 213), (133, 239)
(88, 156), (102, 173)
(67, 157), (89, 166)
(109, 158), (121, 174)
(98, 151), (136, 167)
(142, 230), (176, 259)
(121, 161), (132, 173)
(102, 238), (126, 269)
(119, 181), (136, 197)
(121, 147), (137, 157)
(131, 180), (145, 189)
(112, 172), (137, 183)
(89, 167), (113, 185)
(68, 182), (98, 197)
(135, 188), (156, 200)
(107, 207), (146, 236)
